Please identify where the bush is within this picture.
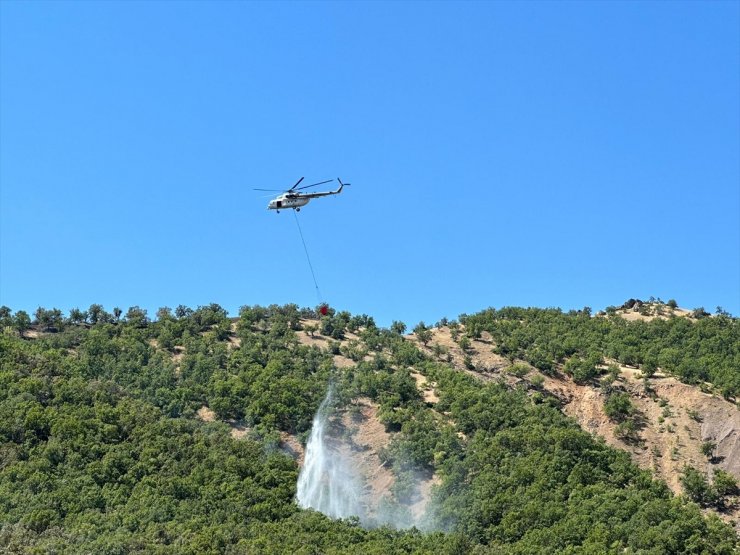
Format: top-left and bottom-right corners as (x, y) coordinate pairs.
(413, 322), (432, 346)
(681, 466), (718, 506)
(529, 374), (545, 389)
(615, 419), (640, 442)
(564, 355), (601, 384)
(507, 363), (530, 378)
(604, 392), (634, 423)
(701, 441), (716, 460)
(692, 307), (710, 319)
(713, 469), (738, 499)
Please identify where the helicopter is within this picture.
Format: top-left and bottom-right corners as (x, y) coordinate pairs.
(255, 177), (349, 213)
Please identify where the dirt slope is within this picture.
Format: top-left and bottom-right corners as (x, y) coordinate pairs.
(409, 324), (740, 528)
(336, 398), (396, 515)
(546, 369), (734, 492)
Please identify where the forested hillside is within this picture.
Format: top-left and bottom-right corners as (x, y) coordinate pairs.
(458, 301), (739, 398)
(0, 303), (738, 553)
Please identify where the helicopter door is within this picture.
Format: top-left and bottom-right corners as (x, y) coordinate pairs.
(276, 200), (282, 208)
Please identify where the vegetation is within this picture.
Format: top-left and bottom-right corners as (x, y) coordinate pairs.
(701, 441), (718, 461)
(680, 467), (738, 510)
(0, 302), (737, 553)
(460, 304), (740, 399)
(601, 391), (644, 443)
(413, 322), (433, 347)
(603, 392), (635, 422)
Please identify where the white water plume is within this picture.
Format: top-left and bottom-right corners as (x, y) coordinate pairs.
(296, 389), (366, 521)
(296, 388), (440, 530)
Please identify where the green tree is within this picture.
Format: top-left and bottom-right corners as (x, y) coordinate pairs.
(13, 310), (31, 337)
(449, 322), (460, 341)
(431, 343), (448, 360)
(642, 358), (657, 378)
(413, 322), (432, 346)
(34, 306), (49, 329)
(605, 363), (620, 384)
(88, 304), (106, 324)
(125, 306), (149, 328)
(700, 440), (716, 461)
(614, 419), (640, 442)
(457, 335), (471, 352)
(692, 307), (710, 319)
(156, 306), (174, 321)
(713, 469), (738, 500)
(68, 307), (87, 325)
(175, 304), (193, 319)
(157, 324), (176, 351)
(0, 306), (12, 328)
(304, 323), (318, 337)
(680, 466), (717, 506)
(34, 307), (63, 332)
(390, 321), (406, 335)
(564, 355), (600, 384)
(604, 392), (634, 422)
(193, 303), (229, 329)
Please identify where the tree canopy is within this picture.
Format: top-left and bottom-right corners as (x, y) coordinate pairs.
(0, 303), (737, 553)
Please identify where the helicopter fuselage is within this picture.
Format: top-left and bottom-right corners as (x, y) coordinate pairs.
(268, 195), (311, 211)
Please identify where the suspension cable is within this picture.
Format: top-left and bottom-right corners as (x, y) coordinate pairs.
(293, 210), (322, 302)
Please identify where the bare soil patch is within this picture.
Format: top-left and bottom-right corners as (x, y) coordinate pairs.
(325, 398), (439, 522)
(196, 406), (253, 440)
(339, 398), (396, 508)
(410, 371), (439, 404)
(614, 306), (694, 323)
(196, 406), (216, 422)
(227, 322), (241, 349)
(227, 421), (250, 439)
(280, 431), (305, 465)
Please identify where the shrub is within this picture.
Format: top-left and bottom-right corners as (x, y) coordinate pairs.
(604, 392), (634, 422)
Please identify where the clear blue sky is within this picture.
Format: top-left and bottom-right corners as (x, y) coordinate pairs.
(1, 1), (738, 326)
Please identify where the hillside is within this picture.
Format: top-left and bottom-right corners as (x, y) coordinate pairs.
(296, 303), (740, 529)
(0, 302), (738, 553)
(404, 321), (740, 528)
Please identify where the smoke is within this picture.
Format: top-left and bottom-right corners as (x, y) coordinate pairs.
(296, 387), (438, 529)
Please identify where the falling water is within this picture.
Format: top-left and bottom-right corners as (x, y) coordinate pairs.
(296, 389), (366, 521)
(297, 388), (441, 529)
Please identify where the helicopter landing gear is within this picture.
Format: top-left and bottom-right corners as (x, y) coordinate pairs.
(296, 207), (301, 212)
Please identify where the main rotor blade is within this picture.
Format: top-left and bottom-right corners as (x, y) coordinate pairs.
(289, 177), (305, 191)
(253, 188), (285, 192)
(294, 179), (333, 191)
